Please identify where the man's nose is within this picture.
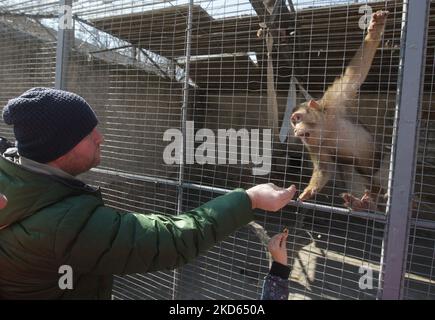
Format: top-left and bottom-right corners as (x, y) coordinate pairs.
(95, 129), (104, 144)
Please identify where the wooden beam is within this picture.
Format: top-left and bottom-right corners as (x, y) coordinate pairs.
(248, 0), (267, 19)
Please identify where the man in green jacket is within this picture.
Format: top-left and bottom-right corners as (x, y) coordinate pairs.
(0, 87), (296, 299)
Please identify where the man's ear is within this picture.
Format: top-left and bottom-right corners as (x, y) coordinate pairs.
(307, 99), (321, 110)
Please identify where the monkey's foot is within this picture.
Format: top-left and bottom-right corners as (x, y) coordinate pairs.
(341, 191), (378, 212)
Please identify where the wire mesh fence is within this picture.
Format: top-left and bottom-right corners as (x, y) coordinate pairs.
(0, 0), (433, 300)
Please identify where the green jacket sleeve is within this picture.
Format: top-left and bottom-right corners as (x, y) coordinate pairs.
(57, 189), (254, 275)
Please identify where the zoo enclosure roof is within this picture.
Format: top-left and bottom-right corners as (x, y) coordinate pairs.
(90, 0), (434, 92)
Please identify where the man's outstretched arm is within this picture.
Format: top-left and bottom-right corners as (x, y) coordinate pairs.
(55, 184), (296, 275)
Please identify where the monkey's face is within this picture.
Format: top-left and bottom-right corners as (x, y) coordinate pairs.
(290, 103), (324, 145)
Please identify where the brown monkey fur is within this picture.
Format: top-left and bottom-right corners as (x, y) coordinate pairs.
(291, 10), (389, 211)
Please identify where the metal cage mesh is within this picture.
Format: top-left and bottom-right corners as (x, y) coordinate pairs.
(0, 0), (434, 300)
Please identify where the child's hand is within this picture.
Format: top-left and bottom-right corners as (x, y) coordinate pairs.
(268, 230), (288, 266)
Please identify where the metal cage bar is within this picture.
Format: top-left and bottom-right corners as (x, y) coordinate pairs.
(92, 167), (435, 230)
(173, 0), (194, 300)
(380, 0), (430, 300)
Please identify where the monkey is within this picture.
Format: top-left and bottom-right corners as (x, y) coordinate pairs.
(290, 10), (389, 211)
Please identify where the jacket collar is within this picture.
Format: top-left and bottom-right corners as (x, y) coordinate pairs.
(3, 151), (99, 193)
(19, 156), (76, 181)
(0, 155), (101, 230)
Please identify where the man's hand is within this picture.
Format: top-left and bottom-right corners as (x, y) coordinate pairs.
(246, 183), (296, 211)
(268, 231), (288, 266)
(0, 194), (7, 210)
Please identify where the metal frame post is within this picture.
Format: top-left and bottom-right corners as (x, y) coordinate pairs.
(55, 0), (73, 89)
(171, 0), (194, 301)
(379, 0), (430, 300)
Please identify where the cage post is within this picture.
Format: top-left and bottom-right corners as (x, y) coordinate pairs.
(172, 0), (194, 301)
(380, 0), (430, 300)
(55, 0), (73, 89)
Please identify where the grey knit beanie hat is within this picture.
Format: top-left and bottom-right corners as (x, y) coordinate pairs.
(2, 87), (98, 163)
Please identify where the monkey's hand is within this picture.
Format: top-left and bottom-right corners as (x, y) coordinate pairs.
(298, 186), (317, 201)
(367, 10), (389, 40)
